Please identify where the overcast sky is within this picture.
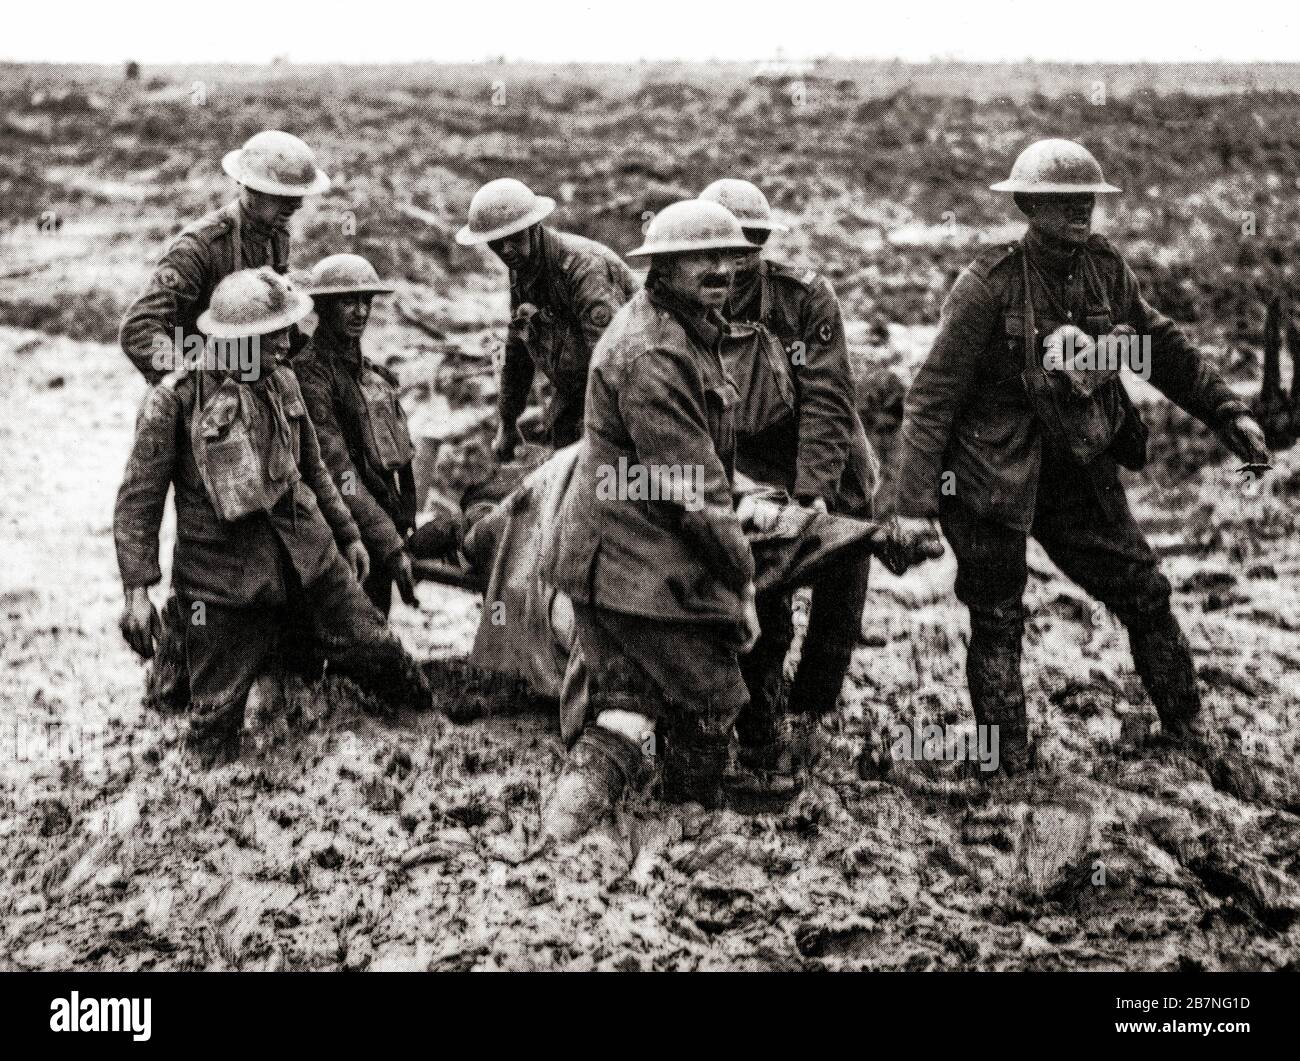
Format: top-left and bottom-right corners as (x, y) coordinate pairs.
(4, 0), (1297, 64)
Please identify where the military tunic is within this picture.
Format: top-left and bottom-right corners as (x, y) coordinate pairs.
(119, 201), (291, 384)
(544, 281), (752, 726)
(725, 259), (877, 513)
(893, 230), (1244, 759)
(499, 226), (638, 447)
(115, 370), (426, 750)
(896, 230), (1249, 528)
(293, 330), (417, 613)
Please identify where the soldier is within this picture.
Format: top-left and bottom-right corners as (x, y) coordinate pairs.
(700, 178), (879, 794)
(294, 254), (418, 615)
(455, 178), (638, 458)
(117, 130), (330, 712)
(115, 268), (431, 767)
(539, 200), (762, 842)
(893, 139), (1271, 777)
(120, 130), (331, 382)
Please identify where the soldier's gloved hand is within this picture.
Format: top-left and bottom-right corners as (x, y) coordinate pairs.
(344, 540), (370, 584)
(734, 583), (762, 655)
(491, 423), (522, 463)
(1218, 414), (1271, 469)
(119, 586), (161, 661)
(736, 493), (782, 533)
(879, 516), (944, 576)
(388, 549), (418, 607)
(507, 303), (539, 345)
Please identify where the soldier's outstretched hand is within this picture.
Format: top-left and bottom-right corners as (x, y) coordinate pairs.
(389, 549), (418, 606)
(1217, 413), (1270, 469)
(877, 516), (945, 576)
(734, 583), (762, 655)
(491, 424), (521, 463)
(736, 493), (781, 533)
(345, 540), (370, 584)
(119, 586), (161, 660)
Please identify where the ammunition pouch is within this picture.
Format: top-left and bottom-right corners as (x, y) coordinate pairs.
(359, 364), (415, 473)
(1014, 251), (1144, 469)
(191, 368), (302, 522)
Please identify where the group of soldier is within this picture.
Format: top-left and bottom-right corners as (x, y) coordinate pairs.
(113, 127), (1274, 844)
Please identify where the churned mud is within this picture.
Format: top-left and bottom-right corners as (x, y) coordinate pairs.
(2, 327), (1297, 972)
(2, 66), (1298, 970)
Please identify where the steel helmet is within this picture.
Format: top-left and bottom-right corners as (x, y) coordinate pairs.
(456, 178), (556, 246)
(626, 200), (760, 257)
(198, 267), (314, 338)
(222, 130), (331, 197)
(699, 178), (789, 232)
(990, 139), (1121, 194)
(306, 253), (395, 297)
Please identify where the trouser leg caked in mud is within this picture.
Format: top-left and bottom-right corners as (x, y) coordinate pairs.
(569, 603), (749, 808)
(734, 549), (871, 785)
(362, 560), (394, 616)
(942, 456), (1202, 776)
(1030, 457), (1201, 731)
(791, 550), (872, 717)
(735, 588), (795, 767)
(182, 550), (429, 766)
(144, 593), (191, 714)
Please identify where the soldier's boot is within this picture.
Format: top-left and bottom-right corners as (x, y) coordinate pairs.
(967, 606), (1033, 778)
(1125, 608), (1203, 744)
(732, 591), (801, 797)
(1124, 609), (1262, 790)
(662, 715), (731, 810)
(326, 631), (432, 716)
(185, 696), (244, 770)
(788, 641), (855, 728)
(541, 724), (650, 845)
(729, 676), (803, 798)
(144, 594), (191, 714)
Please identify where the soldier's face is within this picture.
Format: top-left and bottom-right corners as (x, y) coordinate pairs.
(255, 328), (292, 376)
(488, 227), (533, 270)
(242, 187), (304, 228)
(735, 228), (768, 285)
(663, 250), (736, 311)
(319, 294), (372, 340)
(1023, 193), (1095, 246)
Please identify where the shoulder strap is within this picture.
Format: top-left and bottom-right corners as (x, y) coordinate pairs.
(229, 202), (242, 273)
(1020, 247), (1036, 373)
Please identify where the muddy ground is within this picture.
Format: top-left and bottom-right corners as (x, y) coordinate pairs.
(2, 323), (1298, 971)
(1, 63), (1299, 970)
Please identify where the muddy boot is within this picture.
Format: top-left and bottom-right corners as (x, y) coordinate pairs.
(541, 725), (647, 845)
(185, 700), (243, 770)
(332, 636), (432, 716)
(730, 680), (802, 798)
(1127, 608), (1202, 734)
(787, 712), (822, 773)
(662, 716), (730, 809)
(967, 608), (1032, 779)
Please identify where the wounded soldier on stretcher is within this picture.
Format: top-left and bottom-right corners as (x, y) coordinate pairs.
(408, 440), (940, 767)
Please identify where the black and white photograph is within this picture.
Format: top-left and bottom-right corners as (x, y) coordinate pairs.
(0, 0), (1296, 1042)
